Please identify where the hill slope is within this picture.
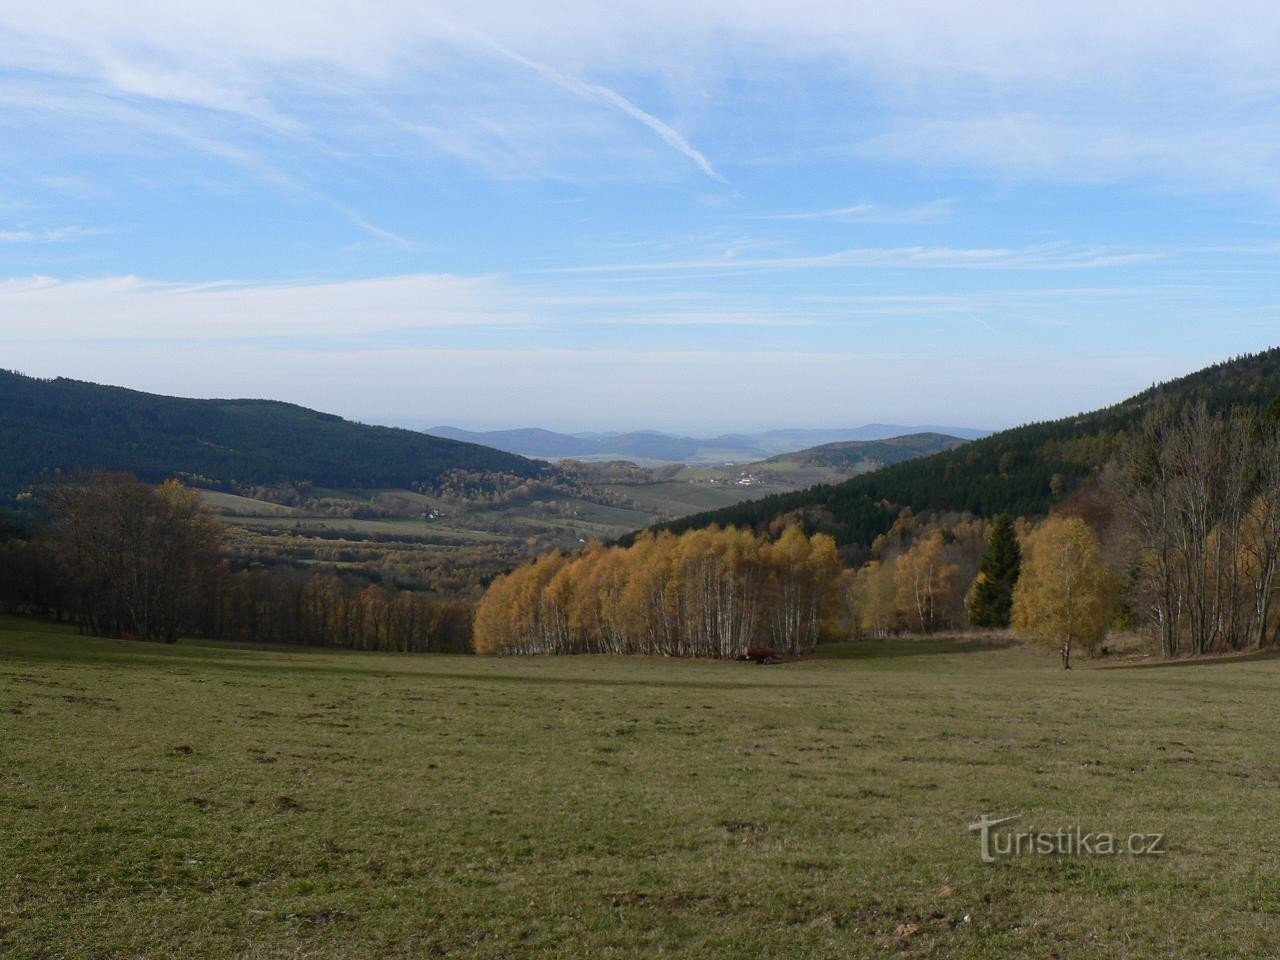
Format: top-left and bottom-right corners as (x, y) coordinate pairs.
(426, 423), (986, 463)
(0, 370), (545, 497)
(658, 349), (1280, 549)
(763, 433), (968, 470)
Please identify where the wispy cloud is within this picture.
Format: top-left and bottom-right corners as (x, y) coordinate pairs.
(0, 225), (101, 243)
(5, 3), (1280, 198)
(472, 33), (726, 184)
(858, 115), (1280, 199)
(549, 243), (1159, 275)
(0, 274), (529, 341)
(752, 200), (953, 224)
(330, 204), (418, 248)
(2, 2), (1279, 433)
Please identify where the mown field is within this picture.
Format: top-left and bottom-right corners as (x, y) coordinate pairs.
(2, 617), (1277, 959)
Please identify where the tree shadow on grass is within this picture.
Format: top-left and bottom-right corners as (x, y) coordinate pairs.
(815, 634), (1020, 662)
(1101, 648), (1280, 670)
(0, 632), (816, 690)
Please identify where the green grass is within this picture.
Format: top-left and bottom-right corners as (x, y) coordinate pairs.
(2, 617), (1277, 959)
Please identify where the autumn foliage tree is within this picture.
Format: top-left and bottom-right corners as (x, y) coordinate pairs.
(852, 558), (899, 637)
(764, 525), (843, 655)
(893, 531), (961, 633)
(473, 525), (842, 657)
(1012, 516), (1115, 669)
(845, 513), (987, 636)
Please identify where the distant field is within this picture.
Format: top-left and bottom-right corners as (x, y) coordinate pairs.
(677, 459), (882, 490)
(197, 490), (301, 518)
(193, 461), (884, 594)
(202, 482), (754, 593)
(2, 617), (1275, 958)
(601, 479), (763, 516)
(227, 513), (506, 544)
(219, 497), (659, 546)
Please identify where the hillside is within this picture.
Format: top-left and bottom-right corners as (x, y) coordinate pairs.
(763, 432), (968, 469)
(0, 370), (546, 497)
(657, 349), (1280, 549)
(0, 372), (963, 594)
(658, 432), (969, 495)
(426, 423), (987, 464)
(743, 424), (988, 451)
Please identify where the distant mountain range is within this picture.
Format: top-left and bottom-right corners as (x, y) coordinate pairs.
(425, 424), (989, 464)
(0, 371), (545, 497)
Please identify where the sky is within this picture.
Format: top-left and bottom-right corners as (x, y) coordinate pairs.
(3, 1), (1280, 433)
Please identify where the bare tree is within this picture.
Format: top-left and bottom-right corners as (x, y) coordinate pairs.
(1122, 404), (1276, 656)
(1244, 427), (1280, 649)
(44, 473), (222, 643)
(1121, 408), (1181, 656)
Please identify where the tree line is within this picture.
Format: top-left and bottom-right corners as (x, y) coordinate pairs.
(659, 349), (1280, 555)
(472, 525), (843, 657)
(9, 398), (1279, 666)
(1121, 404), (1280, 656)
(0, 473), (470, 652)
(840, 399), (1280, 664)
(848, 512), (991, 636)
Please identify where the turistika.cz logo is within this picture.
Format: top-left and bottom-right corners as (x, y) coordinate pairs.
(968, 814), (1166, 863)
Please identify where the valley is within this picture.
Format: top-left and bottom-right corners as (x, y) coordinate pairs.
(196, 435), (966, 593)
(0, 369), (968, 594)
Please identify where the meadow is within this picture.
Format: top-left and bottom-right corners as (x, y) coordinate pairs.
(2, 616), (1277, 959)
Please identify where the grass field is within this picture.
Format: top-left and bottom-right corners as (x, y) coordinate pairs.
(2, 617), (1277, 959)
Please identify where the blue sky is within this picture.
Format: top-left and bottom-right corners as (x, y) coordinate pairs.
(3, 2), (1280, 432)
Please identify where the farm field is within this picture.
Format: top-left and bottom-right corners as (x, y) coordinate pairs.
(186, 450), (891, 598)
(201, 480), (772, 547)
(2, 617), (1277, 959)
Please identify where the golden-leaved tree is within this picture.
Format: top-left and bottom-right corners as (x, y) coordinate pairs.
(472, 524), (843, 657)
(893, 531), (960, 633)
(1012, 516), (1114, 669)
(852, 558), (899, 637)
(764, 525), (842, 655)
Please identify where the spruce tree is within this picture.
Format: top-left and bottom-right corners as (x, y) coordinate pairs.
(968, 513), (1021, 628)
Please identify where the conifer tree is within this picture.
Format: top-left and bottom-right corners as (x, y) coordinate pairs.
(967, 514), (1021, 628)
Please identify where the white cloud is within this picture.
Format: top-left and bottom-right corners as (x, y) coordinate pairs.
(0, 274), (528, 340)
(551, 243), (1158, 275)
(0, 225), (99, 243)
(3, 2), (1280, 192)
(859, 116), (1280, 199)
(752, 201), (953, 224)
(0, 272), (851, 342)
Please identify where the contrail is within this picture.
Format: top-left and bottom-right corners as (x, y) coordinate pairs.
(478, 35), (727, 185)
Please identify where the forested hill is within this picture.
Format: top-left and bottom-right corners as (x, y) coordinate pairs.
(764, 432), (968, 469)
(0, 370), (546, 496)
(655, 349), (1280, 549)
